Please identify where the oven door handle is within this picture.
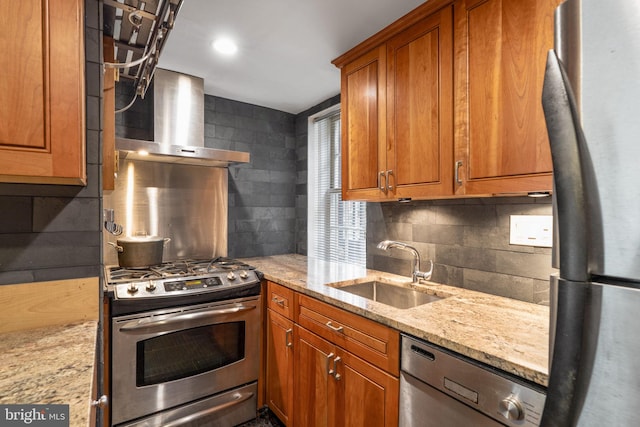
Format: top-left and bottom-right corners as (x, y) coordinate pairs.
(119, 305), (257, 334)
(161, 390), (255, 427)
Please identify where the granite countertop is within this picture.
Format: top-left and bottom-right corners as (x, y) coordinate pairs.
(243, 254), (549, 387)
(0, 321), (99, 427)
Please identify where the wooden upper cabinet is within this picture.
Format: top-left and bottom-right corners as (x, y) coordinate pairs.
(454, 0), (558, 195)
(335, 0), (558, 200)
(335, 0), (456, 201)
(387, 6), (454, 199)
(0, 0), (86, 185)
(341, 46), (387, 200)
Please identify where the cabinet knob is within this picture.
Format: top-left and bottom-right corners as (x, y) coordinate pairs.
(91, 395), (108, 408)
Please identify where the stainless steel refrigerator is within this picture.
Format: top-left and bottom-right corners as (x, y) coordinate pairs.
(541, 0), (640, 425)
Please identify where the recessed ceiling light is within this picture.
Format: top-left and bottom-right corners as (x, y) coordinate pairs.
(212, 37), (238, 55)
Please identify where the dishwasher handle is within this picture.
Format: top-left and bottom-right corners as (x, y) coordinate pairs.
(411, 344), (435, 361)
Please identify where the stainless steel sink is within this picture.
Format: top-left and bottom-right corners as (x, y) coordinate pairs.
(337, 281), (442, 309)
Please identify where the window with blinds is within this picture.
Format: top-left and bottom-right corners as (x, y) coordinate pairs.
(308, 106), (367, 266)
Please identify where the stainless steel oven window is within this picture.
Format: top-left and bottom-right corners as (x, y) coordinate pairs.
(136, 322), (246, 386)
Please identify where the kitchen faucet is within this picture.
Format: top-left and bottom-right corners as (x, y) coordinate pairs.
(377, 240), (433, 283)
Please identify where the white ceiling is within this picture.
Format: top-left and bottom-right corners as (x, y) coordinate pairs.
(157, 0), (427, 114)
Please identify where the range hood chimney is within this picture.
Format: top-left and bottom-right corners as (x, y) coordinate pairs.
(116, 69), (249, 167)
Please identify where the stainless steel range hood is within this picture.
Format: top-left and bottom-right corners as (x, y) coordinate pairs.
(116, 69), (249, 167)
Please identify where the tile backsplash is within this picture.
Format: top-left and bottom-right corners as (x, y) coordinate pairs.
(367, 197), (555, 305)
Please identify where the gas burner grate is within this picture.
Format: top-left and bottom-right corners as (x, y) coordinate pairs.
(108, 267), (163, 281)
(105, 258), (255, 285)
(209, 257), (256, 271)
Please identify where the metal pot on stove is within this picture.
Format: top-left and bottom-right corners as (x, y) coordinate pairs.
(108, 236), (171, 267)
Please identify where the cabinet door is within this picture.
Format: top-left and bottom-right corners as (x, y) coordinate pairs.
(332, 348), (399, 427)
(294, 326), (336, 427)
(0, 0), (86, 185)
(455, 0), (558, 195)
(341, 46), (387, 201)
(297, 294), (400, 376)
(387, 5), (454, 199)
(266, 309), (294, 425)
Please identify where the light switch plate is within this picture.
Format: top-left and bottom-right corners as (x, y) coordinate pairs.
(509, 215), (553, 247)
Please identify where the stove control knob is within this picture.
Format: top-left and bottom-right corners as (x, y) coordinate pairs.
(227, 271), (237, 281)
(146, 281), (156, 292)
(498, 396), (524, 421)
(239, 270), (249, 280)
(127, 283), (139, 294)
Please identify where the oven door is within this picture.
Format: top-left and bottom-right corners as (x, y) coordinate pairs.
(111, 295), (261, 426)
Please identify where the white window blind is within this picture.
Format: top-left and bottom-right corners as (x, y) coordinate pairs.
(308, 106), (366, 266)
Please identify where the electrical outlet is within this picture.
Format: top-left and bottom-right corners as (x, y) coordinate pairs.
(509, 215), (553, 247)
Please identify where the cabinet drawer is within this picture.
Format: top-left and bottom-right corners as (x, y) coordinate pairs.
(267, 281), (295, 319)
(296, 294), (399, 376)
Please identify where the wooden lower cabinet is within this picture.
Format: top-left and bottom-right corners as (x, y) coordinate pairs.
(294, 325), (399, 427)
(265, 282), (400, 426)
(334, 346), (399, 427)
(266, 309), (295, 425)
(294, 325), (334, 426)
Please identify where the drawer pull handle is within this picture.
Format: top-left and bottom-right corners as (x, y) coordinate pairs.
(455, 160), (463, 186)
(326, 352), (335, 376)
(379, 171), (387, 193)
(272, 297), (285, 307)
(326, 321), (344, 333)
(386, 170), (394, 191)
(285, 328), (293, 348)
(332, 356), (342, 381)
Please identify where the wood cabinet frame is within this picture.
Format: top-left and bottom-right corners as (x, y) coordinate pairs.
(453, 0), (557, 196)
(334, 0), (557, 201)
(264, 281), (400, 426)
(0, 0), (86, 185)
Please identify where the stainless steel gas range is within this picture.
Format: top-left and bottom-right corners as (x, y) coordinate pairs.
(105, 258), (262, 427)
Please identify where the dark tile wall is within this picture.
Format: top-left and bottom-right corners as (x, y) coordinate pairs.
(205, 97), (297, 257)
(114, 80), (153, 140)
(0, 0), (103, 285)
(367, 197), (555, 304)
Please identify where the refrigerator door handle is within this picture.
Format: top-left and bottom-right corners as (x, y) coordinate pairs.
(541, 49), (590, 283)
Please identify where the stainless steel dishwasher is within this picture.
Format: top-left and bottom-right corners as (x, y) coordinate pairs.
(400, 334), (546, 427)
